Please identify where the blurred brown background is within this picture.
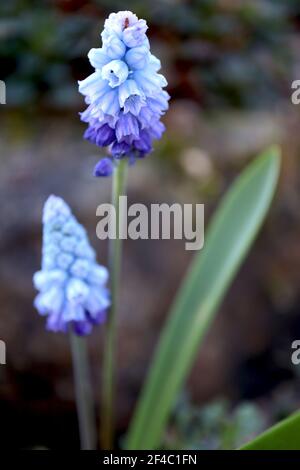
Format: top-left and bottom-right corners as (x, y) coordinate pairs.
(1, 0), (300, 449)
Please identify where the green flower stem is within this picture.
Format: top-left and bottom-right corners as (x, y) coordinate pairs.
(101, 158), (128, 449)
(69, 331), (97, 450)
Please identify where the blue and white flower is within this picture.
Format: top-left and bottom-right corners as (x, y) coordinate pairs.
(33, 195), (110, 335)
(78, 10), (170, 176)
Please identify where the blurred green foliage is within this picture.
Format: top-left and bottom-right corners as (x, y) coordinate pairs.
(126, 146), (280, 450)
(164, 394), (265, 450)
(240, 410), (300, 450)
(0, 0), (298, 108)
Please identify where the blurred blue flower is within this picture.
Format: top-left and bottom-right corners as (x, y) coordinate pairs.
(33, 195), (110, 335)
(78, 10), (169, 176)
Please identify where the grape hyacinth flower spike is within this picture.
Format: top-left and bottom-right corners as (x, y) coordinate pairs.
(33, 195), (110, 336)
(33, 195), (110, 449)
(78, 10), (170, 176)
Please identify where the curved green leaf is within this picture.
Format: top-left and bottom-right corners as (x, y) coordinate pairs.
(240, 411), (300, 450)
(126, 146), (281, 450)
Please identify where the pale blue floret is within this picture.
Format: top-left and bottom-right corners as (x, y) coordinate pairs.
(103, 35), (126, 59)
(33, 195), (110, 335)
(88, 48), (111, 69)
(99, 88), (120, 116)
(125, 46), (150, 70)
(102, 60), (129, 88)
(118, 79), (146, 115)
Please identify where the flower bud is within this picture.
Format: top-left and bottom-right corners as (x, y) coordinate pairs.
(103, 34), (126, 59)
(123, 19), (148, 47)
(125, 46), (149, 70)
(94, 158), (114, 177)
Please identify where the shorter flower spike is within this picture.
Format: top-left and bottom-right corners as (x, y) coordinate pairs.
(33, 195), (110, 335)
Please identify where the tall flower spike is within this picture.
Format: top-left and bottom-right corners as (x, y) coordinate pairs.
(33, 195), (110, 335)
(78, 10), (170, 176)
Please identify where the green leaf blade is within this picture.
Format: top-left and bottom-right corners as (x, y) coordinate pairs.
(240, 412), (300, 450)
(126, 146), (281, 450)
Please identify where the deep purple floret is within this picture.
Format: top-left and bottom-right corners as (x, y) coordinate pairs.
(94, 158), (114, 177)
(84, 123), (116, 147)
